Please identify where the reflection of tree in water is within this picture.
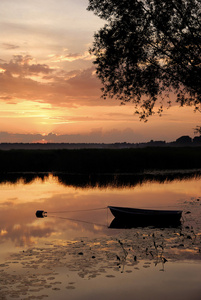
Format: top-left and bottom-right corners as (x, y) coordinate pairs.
(56, 172), (201, 188)
(0, 171), (201, 188)
(0, 172), (48, 185)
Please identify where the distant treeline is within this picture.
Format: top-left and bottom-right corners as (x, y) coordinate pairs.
(0, 135), (201, 150)
(0, 147), (201, 173)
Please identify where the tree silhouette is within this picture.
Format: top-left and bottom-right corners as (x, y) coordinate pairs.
(194, 125), (201, 135)
(88, 0), (201, 120)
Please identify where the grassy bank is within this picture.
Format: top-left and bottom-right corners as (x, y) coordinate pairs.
(0, 147), (201, 173)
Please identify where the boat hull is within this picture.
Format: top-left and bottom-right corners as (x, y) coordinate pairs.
(108, 206), (182, 228)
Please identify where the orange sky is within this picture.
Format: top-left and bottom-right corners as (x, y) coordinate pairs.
(0, 0), (200, 143)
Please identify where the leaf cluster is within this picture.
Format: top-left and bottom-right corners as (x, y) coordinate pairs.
(88, 0), (201, 120)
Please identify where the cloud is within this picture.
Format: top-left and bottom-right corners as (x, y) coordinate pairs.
(2, 43), (20, 50)
(0, 96), (13, 101)
(0, 54), (179, 111)
(0, 129), (143, 143)
(0, 55), (54, 76)
(0, 54), (106, 107)
(50, 51), (93, 62)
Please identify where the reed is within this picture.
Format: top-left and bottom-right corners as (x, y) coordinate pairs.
(0, 147), (200, 173)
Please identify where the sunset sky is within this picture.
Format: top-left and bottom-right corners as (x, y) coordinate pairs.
(0, 0), (200, 143)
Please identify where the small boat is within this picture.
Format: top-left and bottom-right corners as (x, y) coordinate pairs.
(108, 206), (182, 228)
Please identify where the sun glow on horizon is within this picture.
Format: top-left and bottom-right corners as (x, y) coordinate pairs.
(0, 0), (200, 143)
(0, 100), (69, 134)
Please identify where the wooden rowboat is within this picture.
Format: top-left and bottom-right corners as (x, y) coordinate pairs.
(108, 206), (182, 219)
(108, 206), (182, 228)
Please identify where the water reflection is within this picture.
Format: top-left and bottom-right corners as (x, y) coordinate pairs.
(0, 172), (201, 253)
(109, 217), (182, 229)
(0, 172), (201, 299)
(0, 170), (201, 187)
(1, 222), (201, 299)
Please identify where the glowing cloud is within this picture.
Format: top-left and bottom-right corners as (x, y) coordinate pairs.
(50, 51), (93, 62)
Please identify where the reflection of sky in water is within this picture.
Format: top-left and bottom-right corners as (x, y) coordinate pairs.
(1, 229), (201, 299)
(0, 174), (201, 299)
(0, 174), (201, 252)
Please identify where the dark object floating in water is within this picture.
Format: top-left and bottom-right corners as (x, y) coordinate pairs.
(36, 210), (47, 218)
(109, 217), (182, 229)
(108, 206), (182, 228)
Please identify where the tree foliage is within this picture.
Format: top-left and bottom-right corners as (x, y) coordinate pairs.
(194, 125), (201, 135)
(87, 0), (201, 120)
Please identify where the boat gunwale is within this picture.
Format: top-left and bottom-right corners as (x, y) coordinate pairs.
(108, 206), (182, 216)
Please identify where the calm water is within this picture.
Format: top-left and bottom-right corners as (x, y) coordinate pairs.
(0, 172), (201, 299)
